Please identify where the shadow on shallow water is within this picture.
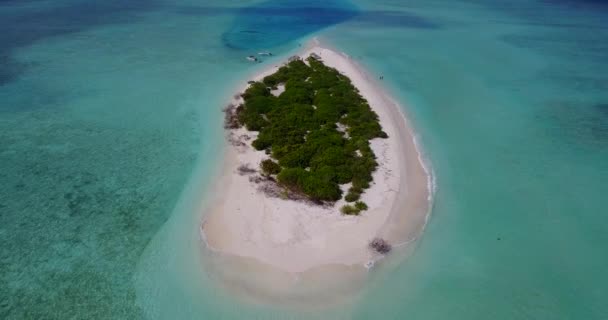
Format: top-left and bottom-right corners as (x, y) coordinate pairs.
(220, 0), (359, 50)
(171, 0), (439, 50)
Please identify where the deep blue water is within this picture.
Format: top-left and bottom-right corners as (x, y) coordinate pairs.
(0, 0), (160, 88)
(221, 0), (359, 49)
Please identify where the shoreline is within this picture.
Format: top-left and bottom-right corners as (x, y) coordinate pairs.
(199, 40), (434, 302)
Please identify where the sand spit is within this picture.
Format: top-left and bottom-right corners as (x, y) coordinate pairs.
(200, 43), (433, 304)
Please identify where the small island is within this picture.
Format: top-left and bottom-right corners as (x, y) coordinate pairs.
(202, 44), (431, 294)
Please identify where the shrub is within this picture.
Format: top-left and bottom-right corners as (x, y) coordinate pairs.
(302, 172), (341, 201)
(340, 205), (360, 215)
(237, 56), (385, 203)
(260, 159), (281, 176)
(349, 186), (363, 194)
(351, 176), (370, 190)
(354, 201), (368, 211)
(344, 191), (360, 202)
(277, 167), (307, 190)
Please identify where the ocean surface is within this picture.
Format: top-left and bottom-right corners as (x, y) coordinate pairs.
(1, 0), (606, 318)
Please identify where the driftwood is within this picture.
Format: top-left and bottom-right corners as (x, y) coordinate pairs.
(237, 164), (256, 175)
(223, 103), (241, 129)
(222, 103), (233, 112)
(248, 175), (264, 184)
(227, 133), (246, 147)
(369, 237), (392, 254)
(256, 178), (328, 207)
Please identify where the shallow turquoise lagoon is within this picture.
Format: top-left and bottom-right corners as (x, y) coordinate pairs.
(1, 0), (606, 319)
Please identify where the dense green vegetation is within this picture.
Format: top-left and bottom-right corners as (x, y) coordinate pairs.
(260, 159), (281, 176)
(238, 55), (387, 206)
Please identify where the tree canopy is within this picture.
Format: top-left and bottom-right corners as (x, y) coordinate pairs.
(238, 56), (388, 203)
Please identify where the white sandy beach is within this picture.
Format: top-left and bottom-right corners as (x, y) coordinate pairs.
(200, 43), (432, 298)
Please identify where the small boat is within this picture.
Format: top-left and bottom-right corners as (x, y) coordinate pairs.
(246, 55), (258, 62)
(258, 52), (272, 56)
(310, 52), (322, 60)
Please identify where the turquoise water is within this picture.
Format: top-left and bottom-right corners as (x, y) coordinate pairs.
(1, 0), (606, 318)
